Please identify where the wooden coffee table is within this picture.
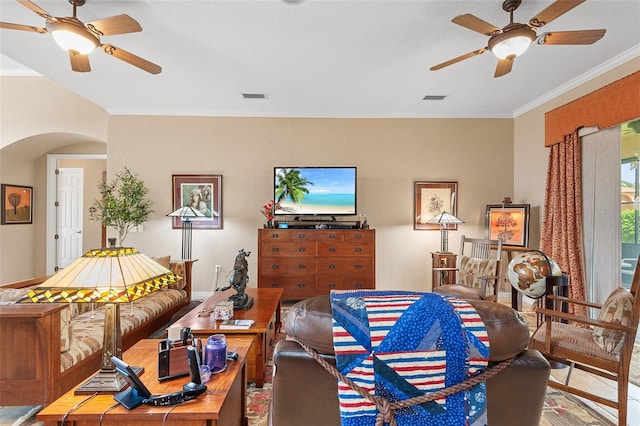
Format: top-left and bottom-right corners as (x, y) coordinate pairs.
(172, 287), (283, 387)
(37, 337), (252, 426)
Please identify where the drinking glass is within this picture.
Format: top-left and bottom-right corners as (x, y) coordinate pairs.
(205, 334), (227, 374)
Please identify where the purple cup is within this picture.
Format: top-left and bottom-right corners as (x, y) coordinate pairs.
(204, 334), (227, 374)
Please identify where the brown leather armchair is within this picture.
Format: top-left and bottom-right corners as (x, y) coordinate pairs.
(269, 295), (550, 426)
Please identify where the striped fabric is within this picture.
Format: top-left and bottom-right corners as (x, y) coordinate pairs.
(331, 290), (489, 426)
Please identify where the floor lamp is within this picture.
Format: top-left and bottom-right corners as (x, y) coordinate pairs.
(168, 206), (206, 260)
(18, 246), (180, 393)
(427, 211), (464, 253)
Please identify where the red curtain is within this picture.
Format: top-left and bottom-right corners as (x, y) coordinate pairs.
(540, 130), (587, 317)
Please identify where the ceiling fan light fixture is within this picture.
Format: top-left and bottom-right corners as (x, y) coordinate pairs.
(489, 27), (536, 59)
(47, 20), (98, 55)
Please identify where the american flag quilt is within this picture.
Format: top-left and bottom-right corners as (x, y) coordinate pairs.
(330, 290), (489, 426)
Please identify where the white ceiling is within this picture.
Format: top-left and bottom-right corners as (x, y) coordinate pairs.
(1, 0), (639, 118)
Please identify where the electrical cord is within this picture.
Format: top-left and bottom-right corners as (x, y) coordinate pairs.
(162, 402), (180, 426)
(99, 401), (121, 425)
(60, 392), (98, 425)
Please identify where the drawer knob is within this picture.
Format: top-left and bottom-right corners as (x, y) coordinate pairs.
(271, 264), (279, 269)
(298, 264), (306, 269)
(298, 234), (306, 239)
(328, 264), (336, 269)
(355, 234), (362, 239)
(355, 247), (362, 252)
(272, 233), (279, 238)
(328, 283), (336, 288)
(329, 234), (336, 239)
(272, 247), (279, 252)
(271, 282), (279, 288)
(299, 247), (306, 252)
(355, 264), (362, 269)
(329, 247), (336, 252)
(297, 283), (306, 288)
(355, 283), (363, 288)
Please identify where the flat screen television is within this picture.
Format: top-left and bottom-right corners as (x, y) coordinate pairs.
(273, 167), (357, 217)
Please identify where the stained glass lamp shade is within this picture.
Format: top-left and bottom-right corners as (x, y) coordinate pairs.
(427, 212), (464, 253)
(19, 247), (180, 393)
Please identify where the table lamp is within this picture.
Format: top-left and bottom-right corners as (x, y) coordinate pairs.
(427, 211), (464, 253)
(18, 246), (180, 393)
(168, 206), (206, 259)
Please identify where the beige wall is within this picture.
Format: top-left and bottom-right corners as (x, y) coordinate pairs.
(107, 116), (513, 293)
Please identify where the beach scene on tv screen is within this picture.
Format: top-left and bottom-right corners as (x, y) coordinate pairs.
(275, 168), (356, 215)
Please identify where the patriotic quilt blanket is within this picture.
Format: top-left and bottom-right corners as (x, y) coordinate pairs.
(330, 290), (489, 426)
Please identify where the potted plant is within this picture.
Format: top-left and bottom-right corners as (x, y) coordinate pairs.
(91, 167), (154, 245)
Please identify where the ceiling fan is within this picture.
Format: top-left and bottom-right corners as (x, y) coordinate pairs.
(430, 0), (605, 78)
(0, 0), (161, 74)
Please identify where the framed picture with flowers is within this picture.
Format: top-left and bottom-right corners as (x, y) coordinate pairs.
(413, 181), (458, 230)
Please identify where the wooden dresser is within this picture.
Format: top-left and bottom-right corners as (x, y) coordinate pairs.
(258, 228), (375, 300)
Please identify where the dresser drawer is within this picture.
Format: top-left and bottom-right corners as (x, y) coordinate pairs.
(260, 241), (317, 257)
(317, 257), (372, 274)
(260, 257), (317, 275)
(317, 275), (374, 294)
(260, 230), (292, 241)
(262, 275), (316, 299)
(343, 230), (374, 242)
(318, 242), (374, 257)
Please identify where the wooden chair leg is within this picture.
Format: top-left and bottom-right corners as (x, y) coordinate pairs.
(618, 372), (628, 426)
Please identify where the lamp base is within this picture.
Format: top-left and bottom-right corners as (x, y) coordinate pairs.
(74, 366), (144, 394)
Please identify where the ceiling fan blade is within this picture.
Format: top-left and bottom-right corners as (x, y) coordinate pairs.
(0, 21), (46, 33)
(452, 14), (501, 36)
(430, 48), (487, 71)
(538, 29), (606, 45)
(86, 14), (142, 36)
(494, 55), (515, 78)
(528, 0), (584, 28)
(17, 0), (52, 19)
(101, 44), (162, 74)
(69, 50), (91, 72)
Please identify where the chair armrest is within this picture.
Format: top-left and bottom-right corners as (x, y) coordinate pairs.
(432, 267), (459, 272)
(546, 295), (602, 309)
(534, 307), (635, 333)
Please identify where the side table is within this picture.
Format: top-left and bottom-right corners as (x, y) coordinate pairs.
(38, 337), (252, 426)
(431, 252), (457, 287)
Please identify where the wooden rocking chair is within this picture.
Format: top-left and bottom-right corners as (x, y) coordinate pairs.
(529, 255), (640, 426)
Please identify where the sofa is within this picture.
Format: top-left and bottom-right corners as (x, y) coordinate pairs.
(0, 258), (195, 406)
(269, 295), (551, 426)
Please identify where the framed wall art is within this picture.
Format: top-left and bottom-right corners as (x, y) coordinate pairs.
(485, 203), (530, 247)
(1, 184), (33, 225)
(414, 181), (458, 230)
(172, 174), (222, 229)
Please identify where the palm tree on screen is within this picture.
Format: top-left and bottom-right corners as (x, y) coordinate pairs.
(275, 169), (313, 207)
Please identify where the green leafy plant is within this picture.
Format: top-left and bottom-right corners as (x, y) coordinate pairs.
(92, 167), (153, 245)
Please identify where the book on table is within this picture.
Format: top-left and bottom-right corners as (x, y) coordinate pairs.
(220, 319), (255, 329)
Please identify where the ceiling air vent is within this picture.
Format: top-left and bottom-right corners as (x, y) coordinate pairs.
(242, 93), (267, 99)
(422, 95), (447, 101)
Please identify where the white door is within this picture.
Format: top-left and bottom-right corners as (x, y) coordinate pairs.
(57, 168), (83, 269)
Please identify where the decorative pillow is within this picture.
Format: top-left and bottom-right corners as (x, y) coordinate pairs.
(0, 287), (30, 304)
(592, 288), (634, 355)
(151, 255), (171, 269)
(169, 261), (186, 290)
(458, 256), (498, 290)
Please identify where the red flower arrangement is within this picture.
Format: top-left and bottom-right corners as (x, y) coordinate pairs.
(261, 200), (275, 221)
